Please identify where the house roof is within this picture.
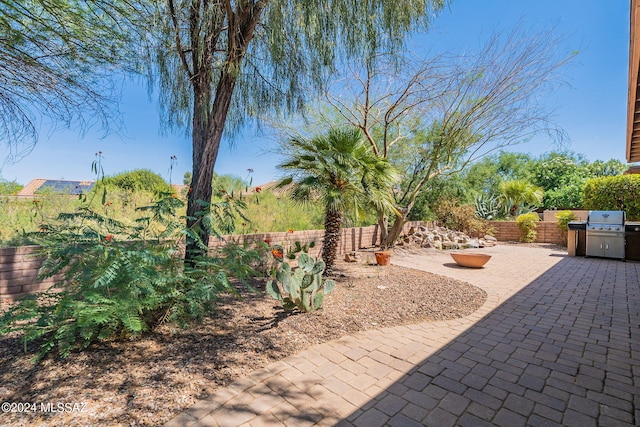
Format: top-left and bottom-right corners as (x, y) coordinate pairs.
(628, 0), (640, 162)
(17, 179), (94, 197)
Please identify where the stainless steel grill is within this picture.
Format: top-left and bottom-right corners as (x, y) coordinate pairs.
(585, 210), (625, 259)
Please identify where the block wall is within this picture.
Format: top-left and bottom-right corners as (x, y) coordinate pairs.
(2, 220), (565, 301)
(491, 221), (564, 244)
(0, 246), (57, 302)
(1, 221), (425, 301)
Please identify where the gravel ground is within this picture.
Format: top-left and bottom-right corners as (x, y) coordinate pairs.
(0, 261), (486, 426)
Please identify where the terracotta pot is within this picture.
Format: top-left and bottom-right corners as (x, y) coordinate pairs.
(374, 251), (392, 266)
(450, 251), (491, 268)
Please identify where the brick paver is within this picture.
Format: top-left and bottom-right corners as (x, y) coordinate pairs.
(166, 245), (640, 426)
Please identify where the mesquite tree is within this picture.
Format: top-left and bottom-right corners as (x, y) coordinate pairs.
(0, 0), (138, 162)
(322, 26), (575, 247)
(144, 0), (448, 262)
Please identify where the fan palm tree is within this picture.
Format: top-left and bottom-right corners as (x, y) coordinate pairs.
(499, 180), (544, 217)
(278, 128), (398, 274)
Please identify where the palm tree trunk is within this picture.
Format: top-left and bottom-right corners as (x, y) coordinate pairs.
(322, 207), (343, 275)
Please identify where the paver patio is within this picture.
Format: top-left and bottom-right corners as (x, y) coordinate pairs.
(166, 244), (640, 426)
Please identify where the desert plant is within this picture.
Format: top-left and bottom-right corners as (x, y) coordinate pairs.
(278, 128), (398, 274)
(285, 240), (316, 260)
(474, 193), (502, 220)
(432, 198), (494, 237)
(499, 180), (543, 217)
(516, 212), (540, 243)
(0, 194), (261, 359)
(266, 253), (335, 312)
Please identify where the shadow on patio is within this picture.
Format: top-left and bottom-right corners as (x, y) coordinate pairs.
(336, 254), (639, 426)
(166, 246), (639, 427)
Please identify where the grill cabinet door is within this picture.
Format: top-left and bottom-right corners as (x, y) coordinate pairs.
(604, 236), (625, 259)
(586, 235), (605, 257)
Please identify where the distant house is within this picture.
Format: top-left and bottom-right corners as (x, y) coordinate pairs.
(17, 179), (95, 197)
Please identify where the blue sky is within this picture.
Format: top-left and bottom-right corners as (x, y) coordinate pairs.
(0, 0), (631, 186)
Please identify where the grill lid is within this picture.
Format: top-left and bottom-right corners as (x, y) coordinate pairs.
(587, 210), (625, 225)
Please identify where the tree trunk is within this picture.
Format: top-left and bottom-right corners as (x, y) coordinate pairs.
(322, 208), (343, 275)
(185, 72), (238, 263)
(184, 2), (266, 264)
(376, 210), (388, 247)
(382, 208), (408, 248)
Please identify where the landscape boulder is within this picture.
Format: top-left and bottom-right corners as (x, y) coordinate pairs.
(396, 225), (497, 249)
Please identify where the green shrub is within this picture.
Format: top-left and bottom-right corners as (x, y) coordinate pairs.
(556, 210), (577, 232)
(583, 175), (640, 220)
(543, 184), (584, 210)
(0, 194), (261, 359)
(556, 210), (577, 246)
(101, 169), (173, 195)
(516, 212), (540, 243)
(0, 178), (22, 195)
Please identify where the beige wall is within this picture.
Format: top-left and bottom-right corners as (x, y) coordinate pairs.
(542, 210), (589, 222)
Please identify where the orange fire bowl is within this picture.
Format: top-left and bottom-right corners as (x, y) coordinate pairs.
(450, 252), (491, 268)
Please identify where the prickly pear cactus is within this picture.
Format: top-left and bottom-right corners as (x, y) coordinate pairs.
(266, 253), (335, 312)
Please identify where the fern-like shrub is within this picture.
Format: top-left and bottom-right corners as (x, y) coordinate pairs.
(0, 194), (262, 359)
(516, 212), (540, 243)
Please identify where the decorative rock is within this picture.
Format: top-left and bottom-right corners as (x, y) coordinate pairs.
(397, 225), (498, 251)
(344, 251), (361, 262)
